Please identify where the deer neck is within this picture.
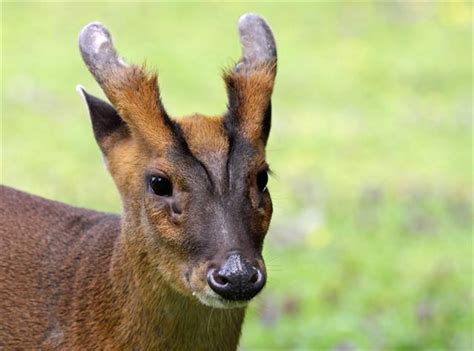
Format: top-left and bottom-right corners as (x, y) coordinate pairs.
(107, 216), (246, 350)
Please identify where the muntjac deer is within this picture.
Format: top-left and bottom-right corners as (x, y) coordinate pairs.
(0, 13), (277, 350)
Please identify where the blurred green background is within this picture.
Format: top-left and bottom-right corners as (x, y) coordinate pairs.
(1, 2), (472, 350)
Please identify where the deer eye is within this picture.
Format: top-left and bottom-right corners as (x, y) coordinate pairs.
(256, 170), (268, 192)
(149, 175), (173, 197)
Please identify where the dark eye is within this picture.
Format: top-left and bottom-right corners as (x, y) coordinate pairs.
(256, 170), (269, 192)
(149, 175), (173, 197)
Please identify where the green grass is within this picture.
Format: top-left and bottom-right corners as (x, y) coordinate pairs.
(2, 2), (472, 350)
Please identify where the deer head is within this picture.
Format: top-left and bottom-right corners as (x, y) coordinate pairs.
(77, 13), (277, 308)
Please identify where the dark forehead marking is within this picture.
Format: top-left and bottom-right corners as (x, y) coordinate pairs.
(170, 120), (192, 155)
(223, 112), (256, 160)
(223, 115), (235, 189)
(223, 113), (258, 192)
(171, 121), (215, 189)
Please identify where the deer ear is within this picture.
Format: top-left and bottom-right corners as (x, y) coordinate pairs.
(76, 85), (129, 153)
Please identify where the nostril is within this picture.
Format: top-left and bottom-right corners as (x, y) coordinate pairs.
(249, 269), (259, 284)
(208, 269), (230, 288)
(213, 272), (229, 286)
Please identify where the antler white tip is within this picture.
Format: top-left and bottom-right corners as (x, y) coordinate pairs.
(78, 22), (128, 83)
(237, 13), (276, 67)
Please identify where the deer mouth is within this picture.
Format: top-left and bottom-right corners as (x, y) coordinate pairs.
(192, 287), (250, 309)
(187, 271), (250, 309)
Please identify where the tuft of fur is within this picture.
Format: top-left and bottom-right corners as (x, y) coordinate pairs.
(103, 65), (175, 147)
(224, 61), (276, 144)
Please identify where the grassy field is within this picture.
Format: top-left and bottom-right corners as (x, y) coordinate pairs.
(2, 2), (472, 350)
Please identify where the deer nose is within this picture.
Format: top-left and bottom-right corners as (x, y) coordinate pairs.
(207, 253), (266, 301)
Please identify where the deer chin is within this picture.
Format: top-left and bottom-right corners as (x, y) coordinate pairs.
(192, 286), (250, 309)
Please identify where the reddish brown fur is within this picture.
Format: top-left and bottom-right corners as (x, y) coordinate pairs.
(0, 187), (244, 349)
(224, 62), (276, 143)
(104, 66), (174, 148)
(1, 49), (275, 349)
(179, 116), (229, 158)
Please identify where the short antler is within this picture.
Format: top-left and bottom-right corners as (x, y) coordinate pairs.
(79, 22), (128, 85)
(235, 13), (277, 72)
(225, 13), (277, 144)
(78, 22), (174, 147)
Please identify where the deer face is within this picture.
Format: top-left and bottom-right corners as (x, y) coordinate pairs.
(77, 14), (277, 308)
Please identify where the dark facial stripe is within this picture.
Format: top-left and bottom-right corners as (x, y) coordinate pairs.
(261, 101), (272, 145)
(224, 118), (235, 191)
(170, 121), (215, 190)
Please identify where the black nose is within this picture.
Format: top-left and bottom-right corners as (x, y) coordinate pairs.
(207, 253), (266, 301)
